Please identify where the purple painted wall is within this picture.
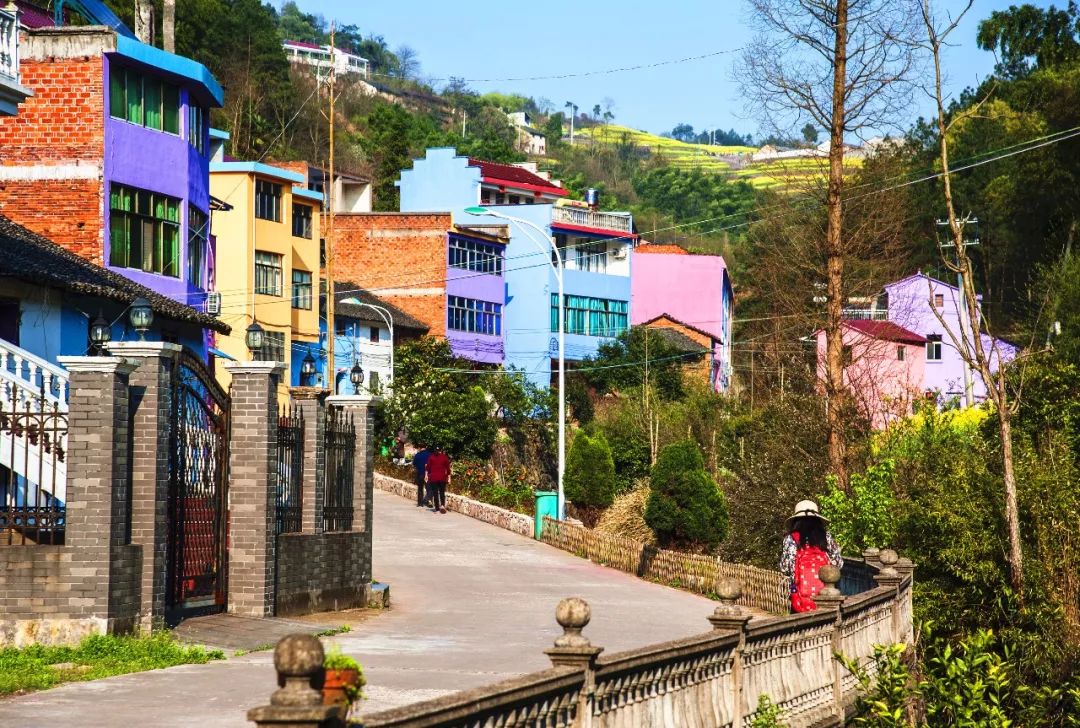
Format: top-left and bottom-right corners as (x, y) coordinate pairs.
(101, 55), (212, 318)
(883, 273), (1017, 403)
(445, 241), (505, 365)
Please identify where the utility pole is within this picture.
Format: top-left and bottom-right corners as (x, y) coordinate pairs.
(937, 218), (979, 407)
(565, 102), (576, 145)
(326, 24), (337, 390)
(462, 109), (467, 138)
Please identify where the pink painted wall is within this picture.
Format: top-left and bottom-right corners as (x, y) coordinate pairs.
(816, 326), (926, 430)
(631, 251), (733, 391)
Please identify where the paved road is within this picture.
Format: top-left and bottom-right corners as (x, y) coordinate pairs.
(0, 489), (717, 726)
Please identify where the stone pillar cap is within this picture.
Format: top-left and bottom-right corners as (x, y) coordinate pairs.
(326, 393), (380, 405)
(106, 341), (182, 357)
(225, 361), (287, 375)
(57, 356), (138, 375)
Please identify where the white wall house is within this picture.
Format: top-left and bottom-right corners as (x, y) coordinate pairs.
(283, 40), (370, 78)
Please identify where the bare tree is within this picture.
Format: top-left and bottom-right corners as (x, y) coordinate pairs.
(739, 0), (921, 489)
(920, 0), (1025, 593)
(394, 45), (420, 80)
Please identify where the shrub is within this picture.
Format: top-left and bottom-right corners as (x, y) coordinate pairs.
(644, 440), (729, 550)
(819, 459), (897, 552)
(564, 430), (617, 509)
(407, 386), (497, 460)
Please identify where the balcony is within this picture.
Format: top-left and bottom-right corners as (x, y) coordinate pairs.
(842, 308), (889, 320)
(551, 206), (633, 235)
(0, 6), (31, 116)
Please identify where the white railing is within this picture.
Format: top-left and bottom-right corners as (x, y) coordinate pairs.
(0, 6), (18, 82)
(843, 308), (889, 321)
(552, 206), (633, 234)
(0, 338), (69, 503)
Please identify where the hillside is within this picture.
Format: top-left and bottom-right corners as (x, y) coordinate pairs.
(572, 124), (861, 191)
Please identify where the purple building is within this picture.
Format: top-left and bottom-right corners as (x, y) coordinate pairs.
(0, 22), (223, 357)
(841, 272), (1018, 407)
(446, 225), (508, 364)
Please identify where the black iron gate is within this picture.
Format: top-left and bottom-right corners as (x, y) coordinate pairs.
(166, 350), (229, 618)
(322, 408), (355, 532)
(275, 407), (304, 534)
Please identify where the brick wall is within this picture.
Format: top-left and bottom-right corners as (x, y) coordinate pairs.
(332, 213), (450, 336)
(0, 51), (106, 263)
(274, 532), (367, 616)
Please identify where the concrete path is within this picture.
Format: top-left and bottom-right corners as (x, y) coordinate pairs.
(0, 489), (716, 727)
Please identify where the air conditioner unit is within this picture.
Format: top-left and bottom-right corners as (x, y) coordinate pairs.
(611, 247), (628, 260)
(206, 291), (222, 315)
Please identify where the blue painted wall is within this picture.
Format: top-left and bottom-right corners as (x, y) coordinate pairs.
(397, 147), (480, 214)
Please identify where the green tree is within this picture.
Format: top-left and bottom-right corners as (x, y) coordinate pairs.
(564, 430), (617, 509)
(819, 460), (897, 552)
(584, 326), (692, 401)
(407, 387), (496, 460)
(801, 123), (819, 144)
(645, 440), (729, 550)
(977, 3), (1080, 78)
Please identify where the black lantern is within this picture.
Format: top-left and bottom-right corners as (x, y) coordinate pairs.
(245, 321), (265, 359)
(301, 351), (316, 384)
(350, 362), (364, 394)
(89, 311), (111, 353)
(129, 297), (153, 340)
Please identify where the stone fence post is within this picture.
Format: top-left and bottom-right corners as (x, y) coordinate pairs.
(815, 565), (845, 723)
(290, 387), (328, 534)
(708, 578), (751, 726)
(545, 597), (603, 727)
(247, 634), (344, 728)
(106, 341), (180, 630)
(325, 394), (376, 582)
(227, 361), (285, 617)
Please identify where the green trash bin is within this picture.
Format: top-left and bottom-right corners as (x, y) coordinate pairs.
(534, 491), (558, 540)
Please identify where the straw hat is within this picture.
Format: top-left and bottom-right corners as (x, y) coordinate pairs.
(784, 499), (829, 531)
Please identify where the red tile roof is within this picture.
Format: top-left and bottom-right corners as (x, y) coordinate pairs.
(844, 319), (926, 344)
(635, 244), (688, 255)
(284, 39), (323, 50)
(468, 158), (565, 194)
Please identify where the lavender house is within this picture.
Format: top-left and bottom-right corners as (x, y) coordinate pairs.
(839, 272), (1018, 408)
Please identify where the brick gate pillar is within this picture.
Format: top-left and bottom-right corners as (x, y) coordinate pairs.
(106, 341), (180, 630)
(325, 394), (377, 585)
(57, 355), (142, 633)
(289, 388), (328, 534)
(226, 361), (285, 617)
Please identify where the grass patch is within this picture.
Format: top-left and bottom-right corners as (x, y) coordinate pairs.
(316, 625), (352, 637)
(0, 631), (225, 696)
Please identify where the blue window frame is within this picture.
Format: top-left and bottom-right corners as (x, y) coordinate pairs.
(551, 294), (628, 337)
(448, 296), (502, 335)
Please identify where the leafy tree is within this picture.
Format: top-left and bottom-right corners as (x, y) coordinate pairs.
(645, 440), (729, 550)
(564, 430), (617, 509)
(977, 3), (1080, 78)
(632, 167), (757, 238)
(819, 459), (897, 551)
(408, 387), (497, 461)
(277, 1), (322, 43)
(669, 123), (696, 142)
(543, 112), (566, 145)
(584, 326), (690, 401)
(801, 123), (819, 144)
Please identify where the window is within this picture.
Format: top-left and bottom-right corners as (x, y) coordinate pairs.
(449, 236), (504, 275)
(109, 66), (180, 133)
(291, 269), (312, 310)
(254, 251), (283, 295)
(509, 195), (521, 204)
(575, 242), (608, 273)
(187, 206), (208, 288)
(934, 293), (945, 308)
(897, 345), (905, 361)
(188, 104), (206, 154)
(495, 192), (506, 204)
(109, 184), (181, 277)
(255, 180), (282, 222)
(551, 295), (628, 337)
(292, 203), (313, 239)
(368, 370), (380, 391)
(259, 330), (286, 363)
(448, 296), (502, 335)
(370, 326), (380, 343)
(926, 334), (943, 361)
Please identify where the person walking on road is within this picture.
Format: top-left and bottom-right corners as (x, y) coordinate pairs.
(412, 444), (432, 508)
(425, 446), (451, 514)
(780, 500), (843, 613)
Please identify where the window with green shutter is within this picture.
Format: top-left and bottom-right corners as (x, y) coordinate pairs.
(109, 65), (181, 136)
(108, 183), (182, 277)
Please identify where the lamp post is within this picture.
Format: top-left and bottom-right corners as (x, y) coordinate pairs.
(464, 206), (566, 520)
(350, 361), (364, 395)
(301, 351), (316, 385)
(245, 320), (265, 360)
(89, 311), (111, 354)
(128, 297), (153, 341)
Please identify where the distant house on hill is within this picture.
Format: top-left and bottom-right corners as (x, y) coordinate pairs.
(507, 111), (547, 156)
(283, 39), (370, 78)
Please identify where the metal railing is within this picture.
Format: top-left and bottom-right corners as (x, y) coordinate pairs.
(275, 407), (304, 534)
(322, 407), (355, 532)
(842, 308), (889, 320)
(0, 7), (18, 83)
(552, 206), (633, 234)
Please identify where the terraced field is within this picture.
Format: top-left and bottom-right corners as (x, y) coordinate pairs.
(572, 124), (861, 190)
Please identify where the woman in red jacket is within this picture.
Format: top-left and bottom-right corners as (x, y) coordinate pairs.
(425, 446), (452, 514)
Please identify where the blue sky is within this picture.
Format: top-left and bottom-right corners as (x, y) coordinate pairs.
(293, 0), (1036, 137)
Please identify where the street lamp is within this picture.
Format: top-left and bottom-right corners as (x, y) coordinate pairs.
(350, 362), (364, 394)
(343, 300), (395, 386)
(301, 351), (316, 385)
(245, 321), (265, 359)
(128, 297), (153, 340)
(464, 205), (567, 520)
(89, 311), (111, 354)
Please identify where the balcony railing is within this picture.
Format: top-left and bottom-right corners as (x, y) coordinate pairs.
(0, 7), (17, 82)
(552, 206), (633, 234)
(842, 308), (889, 320)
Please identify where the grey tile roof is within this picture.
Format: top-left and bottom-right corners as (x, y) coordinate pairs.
(333, 282), (429, 332)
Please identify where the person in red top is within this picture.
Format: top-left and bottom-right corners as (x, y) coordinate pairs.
(425, 446), (452, 514)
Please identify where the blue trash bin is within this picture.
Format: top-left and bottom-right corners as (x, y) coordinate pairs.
(534, 490), (558, 540)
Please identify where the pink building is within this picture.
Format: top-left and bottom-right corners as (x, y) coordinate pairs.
(816, 320), (927, 429)
(631, 245), (733, 391)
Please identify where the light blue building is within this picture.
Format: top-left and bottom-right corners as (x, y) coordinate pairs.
(397, 148), (636, 388)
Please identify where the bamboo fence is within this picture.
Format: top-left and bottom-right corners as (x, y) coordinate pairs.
(541, 517), (789, 615)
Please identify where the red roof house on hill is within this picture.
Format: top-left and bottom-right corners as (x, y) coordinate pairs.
(470, 158), (567, 203)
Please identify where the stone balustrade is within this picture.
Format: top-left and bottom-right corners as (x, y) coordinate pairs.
(249, 551), (915, 728)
